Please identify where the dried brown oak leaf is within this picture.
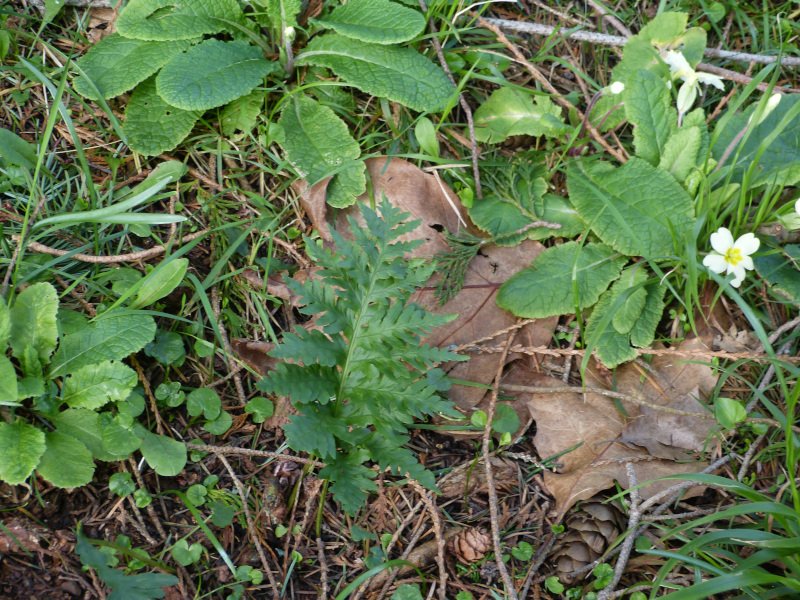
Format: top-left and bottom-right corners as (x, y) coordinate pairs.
(502, 337), (717, 518)
(296, 157), (557, 413)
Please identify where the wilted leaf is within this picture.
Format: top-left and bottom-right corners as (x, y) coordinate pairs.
(231, 338), (278, 375)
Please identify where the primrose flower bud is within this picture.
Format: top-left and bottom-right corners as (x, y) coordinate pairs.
(607, 81), (625, 95)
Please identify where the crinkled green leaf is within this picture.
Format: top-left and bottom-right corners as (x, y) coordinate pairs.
(623, 69), (677, 165)
(278, 94), (365, 207)
(298, 34), (454, 112)
(0, 129), (38, 170)
(474, 87), (569, 143)
(0, 356), (19, 405)
(10, 282), (59, 366)
(139, 431), (187, 476)
(254, 0), (301, 28)
(609, 266), (649, 334)
(219, 91), (263, 135)
(659, 125), (702, 183)
(73, 35), (192, 100)
(157, 40), (279, 111)
(116, 0), (243, 41)
(63, 361), (138, 410)
(712, 95), (800, 189)
(37, 431), (95, 488)
(0, 421), (46, 485)
(49, 312), (156, 375)
(132, 257), (188, 308)
(754, 244), (800, 305)
(50, 408), (117, 461)
(567, 158), (695, 258)
(124, 76), (201, 156)
(585, 287), (638, 369)
(497, 242), (626, 318)
(102, 417), (143, 457)
(17, 377), (44, 401)
(312, 0), (425, 44)
(629, 282), (666, 348)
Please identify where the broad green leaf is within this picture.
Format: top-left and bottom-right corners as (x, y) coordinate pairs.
(0, 356), (18, 405)
(0, 421), (46, 485)
(50, 408), (117, 461)
(497, 242), (626, 318)
(63, 361), (138, 410)
(132, 257), (188, 308)
(102, 417), (143, 457)
(623, 69), (676, 165)
(186, 388), (221, 419)
(0, 129), (38, 170)
(609, 266), (649, 334)
(712, 95), (800, 189)
(586, 92), (626, 133)
(157, 40), (279, 111)
(326, 162), (368, 208)
(49, 312), (156, 375)
(585, 287), (637, 368)
(37, 431), (95, 488)
(17, 377), (44, 401)
(18, 345), (43, 379)
(312, 0), (425, 44)
(659, 125), (701, 183)
(715, 397), (747, 429)
(220, 91), (263, 135)
(254, 0), (301, 29)
(57, 308), (89, 336)
(10, 282), (59, 366)
(203, 410), (232, 435)
(492, 404), (519, 434)
(473, 87), (569, 143)
(140, 431), (187, 476)
(567, 158), (695, 258)
(73, 34), (192, 100)
(754, 245), (800, 305)
(124, 76), (201, 156)
(298, 35), (454, 112)
(629, 282), (666, 348)
(278, 94), (366, 207)
(116, 0), (244, 41)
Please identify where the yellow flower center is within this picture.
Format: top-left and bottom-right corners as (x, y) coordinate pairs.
(724, 247), (743, 266)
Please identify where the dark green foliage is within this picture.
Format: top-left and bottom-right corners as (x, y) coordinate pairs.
(258, 199), (466, 514)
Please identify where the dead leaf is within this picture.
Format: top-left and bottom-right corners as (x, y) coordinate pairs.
(439, 456), (519, 499)
(231, 339), (278, 376)
(0, 518), (50, 553)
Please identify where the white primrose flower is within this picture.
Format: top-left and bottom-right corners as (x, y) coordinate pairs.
(663, 50), (725, 115)
(703, 227), (760, 288)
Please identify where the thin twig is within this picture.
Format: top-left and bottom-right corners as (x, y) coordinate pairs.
(519, 532), (555, 600)
(408, 479), (448, 600)
(738, 434), (766, 483)
(184, 442), (325, 467)
(128, 457), (168, 541)
(479, 17), (800, 67)
(130, 355), (165, 437)
(483, 325), (519, 600)
(316, 537), (328, 600)
(217, 454), (281, 597)
(211, 287), (248, 406)
(9, 230), (208, 264)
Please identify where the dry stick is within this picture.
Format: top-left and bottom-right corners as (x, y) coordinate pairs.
(211, 287), (248, 407)
(698, 63), (800, 93)
(518, 532), (555, 600)
(130, 355), (165, 437)
(127, 457), (168, 541)
(500, 383), (800, 433)
(216, 454), (281, 597)
(476, 16), (627, 164)
(408, 479), (448, 600)
(316, 538), (328, 600)
(596, 463), (641, 600)
(1, 195), (47, 297)
(483, 327), (519, 600)
(738, 434), (766, 483)
(372, 512), (434, 600)
(9, 230), (208, 264)
(419, 0), (482, 200)
(480, 17), (800, 67)
(184, 442), (325, 467)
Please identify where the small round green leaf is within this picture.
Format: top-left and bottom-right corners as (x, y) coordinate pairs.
(203, 410), (232, 436)
(491, 404), (519, 434)
(172, 539), (204, 566)
(156, 40), (279, 111)
(187, 388), (221, 419)
(109, 472), (136, 497)
(715, 397), (747, 429)
(245, 397), (274, 423)
(140, 432), (187, 476)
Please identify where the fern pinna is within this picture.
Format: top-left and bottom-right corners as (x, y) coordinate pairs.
(258, 198), (466, 513)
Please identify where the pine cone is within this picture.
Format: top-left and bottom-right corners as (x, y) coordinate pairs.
(551, 497), (624, 580)
(450, 527), (492, 565)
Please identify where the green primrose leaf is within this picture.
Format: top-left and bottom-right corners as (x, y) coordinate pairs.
(497, 242), (626, 318)
(116, 0), (244, 41)
(37, 431), (95, 488)
(0, 296), (10, 350)
(0, 421), (46, 485)
(312, 0), (425, 44)
(124, 76), (202, 156)
(298, 35), (454, 112)
(73, 34), (193, 100)
(63, 361), (138, 410)
(102, 416), (143, 457)
(156, 40), (280, 112)
(754, 244), (800, 305)
(10, 282), (59, 366)
(220, 91), (264, 136)
(50, 409), (117, 462)
(0, 129), (38, 170)
(474, 87), (569, 143)
(0, 357), (19, 406)
(623, 69), (676, 165)
(658, 125), (702, 183)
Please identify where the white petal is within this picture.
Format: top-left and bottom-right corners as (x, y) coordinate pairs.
(703, 254), (728, 274)
(796, 198), (800, 216)
(697, 72), (725, 90)
(729, 266), (746, 287)
(710, 227), (734, 255)
(664, 50), (693, 79)
(739, 255), (754, 271)
(734, 233), (760, 256)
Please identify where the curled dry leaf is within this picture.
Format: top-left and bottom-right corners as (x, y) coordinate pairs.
(231, 338), (278, 376)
